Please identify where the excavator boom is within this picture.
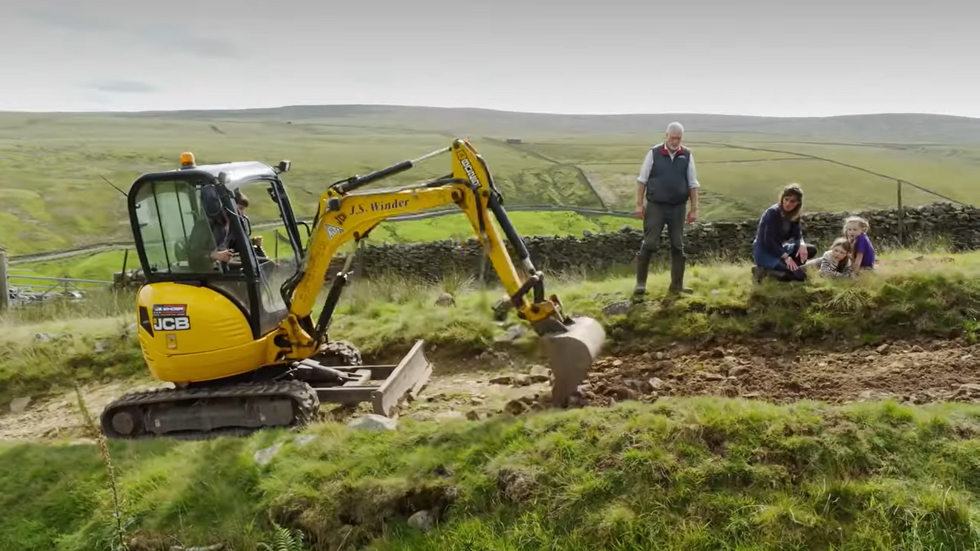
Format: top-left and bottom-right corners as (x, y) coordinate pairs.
(274, 139), (605, 403)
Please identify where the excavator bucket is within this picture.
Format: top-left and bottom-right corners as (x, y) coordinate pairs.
(539, 316), (606, 405)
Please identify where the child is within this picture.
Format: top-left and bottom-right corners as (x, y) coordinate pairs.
(843, 216), (875, 274)
(817, 237), (854, 278)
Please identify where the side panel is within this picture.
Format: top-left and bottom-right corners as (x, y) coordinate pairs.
(135, 282), (274, 383)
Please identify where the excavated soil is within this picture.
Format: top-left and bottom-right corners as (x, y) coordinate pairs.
(404, 336), (980, 419)
(3, 337), (980, 441)
(573, 337), (980, 408)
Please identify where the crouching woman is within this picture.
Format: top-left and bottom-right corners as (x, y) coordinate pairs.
(752, 184), (818, 282)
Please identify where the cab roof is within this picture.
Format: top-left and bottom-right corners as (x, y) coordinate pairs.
(135, 161), (280, 193)
(180, 161), (280, 192)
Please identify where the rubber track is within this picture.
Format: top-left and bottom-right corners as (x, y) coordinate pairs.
(99, 379), (320, 441)
(314, 340), (363, 366)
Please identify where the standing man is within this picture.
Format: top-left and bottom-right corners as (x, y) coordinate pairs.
(633, 121), (699, 298)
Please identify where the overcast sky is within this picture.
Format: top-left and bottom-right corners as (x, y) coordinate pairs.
(2, 0), (977, 118)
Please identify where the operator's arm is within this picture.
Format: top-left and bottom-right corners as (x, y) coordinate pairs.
(635, 150), (652, 215)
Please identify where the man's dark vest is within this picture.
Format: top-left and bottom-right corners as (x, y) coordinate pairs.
(645, 144), (691, 205)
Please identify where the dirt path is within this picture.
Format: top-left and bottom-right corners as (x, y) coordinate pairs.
(0, 380), (164, 442)
(4, 337), (980, 442)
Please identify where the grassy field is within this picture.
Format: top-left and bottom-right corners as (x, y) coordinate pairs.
(2, 247), (980, 549)
(2, 106), (980, 259)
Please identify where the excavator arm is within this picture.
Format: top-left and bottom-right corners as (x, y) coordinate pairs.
(275, 138), (605, 403)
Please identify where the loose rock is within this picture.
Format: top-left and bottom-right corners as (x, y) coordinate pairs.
(729, 366), (750, 378)
(348, 414), (398, 431)
(495, 325), (526, 344)
(504, 399), (530, 415)
(10, 397), (31, 414)
(294, 434), (317, 446)
(528, 365), (551, 383)
(602, 301), (631, 317)
(254, 443), (283, 466)
(408, 510), (435, 532)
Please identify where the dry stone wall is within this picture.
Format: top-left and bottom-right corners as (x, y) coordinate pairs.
(329, 202), (980, 282)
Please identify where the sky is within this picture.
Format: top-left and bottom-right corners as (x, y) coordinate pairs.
(1, 0), (978, 118)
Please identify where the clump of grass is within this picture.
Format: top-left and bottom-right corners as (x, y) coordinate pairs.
(4, 399), (980, 550)
(0, 321), (144, 408)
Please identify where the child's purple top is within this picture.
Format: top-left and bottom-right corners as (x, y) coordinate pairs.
(854, 233), (875, 267)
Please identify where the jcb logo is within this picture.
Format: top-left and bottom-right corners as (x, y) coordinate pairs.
(153, 316), (190, 331)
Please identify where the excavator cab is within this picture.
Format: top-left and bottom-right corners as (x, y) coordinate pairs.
(127, 154), (303, 375)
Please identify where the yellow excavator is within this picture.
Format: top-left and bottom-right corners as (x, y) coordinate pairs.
(100, 138), (605, 440)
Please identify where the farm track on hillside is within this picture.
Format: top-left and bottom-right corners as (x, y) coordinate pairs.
(3, 336), (980, 443)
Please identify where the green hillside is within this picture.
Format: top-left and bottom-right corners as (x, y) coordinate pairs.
(1, 106), (979, 258)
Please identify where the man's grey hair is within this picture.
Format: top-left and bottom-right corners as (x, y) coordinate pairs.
(666, 121), (684, 135)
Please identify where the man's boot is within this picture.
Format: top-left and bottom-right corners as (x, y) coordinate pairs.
(668, 250), (692, 294)
(633, 249), (651, 301)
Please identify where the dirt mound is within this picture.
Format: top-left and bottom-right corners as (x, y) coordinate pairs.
(570, 337), (980, 408)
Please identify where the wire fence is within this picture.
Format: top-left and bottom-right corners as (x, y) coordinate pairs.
(2, 269), (112, 310)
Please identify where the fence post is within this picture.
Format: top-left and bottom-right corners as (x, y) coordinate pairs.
(0, 247), (8, 313)
(896, 180), (905, 247)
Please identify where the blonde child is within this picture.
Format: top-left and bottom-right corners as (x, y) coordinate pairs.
(843, 216), (875, 273)
(817, 237), (854, 278)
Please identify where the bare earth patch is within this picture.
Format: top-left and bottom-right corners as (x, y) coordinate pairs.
(0, 379), (163, 441)
(573, 337), (980, 408)
(4, 337), (980, 441)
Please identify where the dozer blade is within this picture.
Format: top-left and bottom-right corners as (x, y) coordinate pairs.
(539, 316), (606, 405)
(306, 339), (433, 416)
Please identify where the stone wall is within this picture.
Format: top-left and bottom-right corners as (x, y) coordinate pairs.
(327, 202), (980, 282)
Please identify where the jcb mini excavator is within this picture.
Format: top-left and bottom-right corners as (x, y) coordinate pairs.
(100, 138), (605, 440)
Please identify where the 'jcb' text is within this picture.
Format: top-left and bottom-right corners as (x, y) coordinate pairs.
(349, 199), (409, 215)
(153, 316), (190, 331)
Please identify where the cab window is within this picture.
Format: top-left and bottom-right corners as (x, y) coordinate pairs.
(133, 178), (232, 275)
